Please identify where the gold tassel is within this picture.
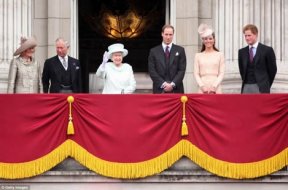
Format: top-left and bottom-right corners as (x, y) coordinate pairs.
(67, 96), (75, 135)
(180, 96), (188, 136)
(67, 120), (74, 135)
(181, 120), (188, 136)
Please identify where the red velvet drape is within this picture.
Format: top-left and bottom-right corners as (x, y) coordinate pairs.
(186, 94), (288, 162)
(1, 93), (288, 174)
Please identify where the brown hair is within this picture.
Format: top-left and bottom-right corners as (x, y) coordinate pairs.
(200, 33), (219, 52)
(242, 24), (258, 35)
(162, 24), (174, 33)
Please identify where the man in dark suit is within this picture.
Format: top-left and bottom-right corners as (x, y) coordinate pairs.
(148, 24), (186, 93)
(238, 24), (277, 93)
(42, 38), (82, 93)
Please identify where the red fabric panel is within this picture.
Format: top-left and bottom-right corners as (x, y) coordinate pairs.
(1, 94), (288, 165)
(71, 94), (183, 162)
(186, 94), (288, 163)
(0, 94), (68, 162)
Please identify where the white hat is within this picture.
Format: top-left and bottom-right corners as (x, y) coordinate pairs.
(198, 24), (213, 38)
(14, 36), (37, 56)
(107, 43), (128, 59)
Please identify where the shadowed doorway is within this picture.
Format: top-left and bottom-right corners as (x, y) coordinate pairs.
(78, 0), (167, 92)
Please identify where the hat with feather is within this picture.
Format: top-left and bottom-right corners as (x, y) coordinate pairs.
(198, 24), (213, 38)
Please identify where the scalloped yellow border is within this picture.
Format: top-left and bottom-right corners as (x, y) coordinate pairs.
(70, 140), (184, 179)
(182, 140), (288, 179)
(0, 140), (71, 179)
(1, 139), (287, 179)
(72, 140), (288, 179)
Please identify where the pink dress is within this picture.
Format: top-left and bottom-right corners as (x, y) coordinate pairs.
(194, 51), (225, 93)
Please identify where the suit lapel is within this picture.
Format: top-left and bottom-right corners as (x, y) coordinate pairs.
(242, 46), (249, 71)
(68, 57), (76, 82)
(53, 56), (64, 82)
(253, 43), (262, 65)
(169, 44), (176, 65)
(157, 45), (166, 68)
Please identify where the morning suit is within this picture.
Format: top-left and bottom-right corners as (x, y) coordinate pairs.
(42, 56), (82, 93)
(148, 44), (186, 93)
(238, 43), (277, 93)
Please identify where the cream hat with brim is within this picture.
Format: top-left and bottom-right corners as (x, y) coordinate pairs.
(198, 24), (214, 38)
(107, 43), (128, 59)
(13, 36), (37, 56)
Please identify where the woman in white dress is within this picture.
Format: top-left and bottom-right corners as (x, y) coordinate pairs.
(194, 24), (225, 94)
(96, 43), (136, 94)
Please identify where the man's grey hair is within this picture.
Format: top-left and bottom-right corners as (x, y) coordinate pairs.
(55, 37), (70, 48)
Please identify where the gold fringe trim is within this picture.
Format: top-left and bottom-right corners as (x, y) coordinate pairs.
(70, 140), (185, 179)
(71, 140), (288, 179)
(0, 140), (288, 179)
(0, 140), (71, 179)
(183, 140), (288, 179)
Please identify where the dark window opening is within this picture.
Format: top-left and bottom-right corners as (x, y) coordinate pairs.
(78, 0), (167, 92)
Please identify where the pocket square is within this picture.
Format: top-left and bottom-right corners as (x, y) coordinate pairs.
(175, 52), (179, 56)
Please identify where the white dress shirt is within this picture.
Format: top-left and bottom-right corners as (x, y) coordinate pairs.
(249, 41), (259, 57)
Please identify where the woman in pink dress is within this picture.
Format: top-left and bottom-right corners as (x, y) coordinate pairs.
(194, 24), (225, 94)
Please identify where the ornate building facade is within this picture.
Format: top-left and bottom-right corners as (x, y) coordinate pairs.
(1, 0), (288, 93)
(1, 0), (288, 188)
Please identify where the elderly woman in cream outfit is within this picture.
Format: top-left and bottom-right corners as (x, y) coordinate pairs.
(7, 36), (43, 93)
(194, 24), (225, 94)
(96, 43), (136, 94)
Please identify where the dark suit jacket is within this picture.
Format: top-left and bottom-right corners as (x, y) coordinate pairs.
(148, 44), (186, 93)
(238, 43), (277, 93)
(42, 55), (82, 93)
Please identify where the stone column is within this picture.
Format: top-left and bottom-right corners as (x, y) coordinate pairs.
(175, 0), (200, 93)
(215, 0), (288, 93)
(0, 0), (33, 93)
(175, 0), (217, 93)
(49, 0), (77, 59)
(33, 0), (77, 70)
(46, 0), (73, 57)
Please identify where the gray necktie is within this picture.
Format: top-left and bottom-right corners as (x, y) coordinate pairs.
(63, 58), (67, 70)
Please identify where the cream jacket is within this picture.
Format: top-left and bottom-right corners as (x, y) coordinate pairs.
(194, 51), (225, 93)
(7, 57), (43, 93)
